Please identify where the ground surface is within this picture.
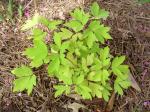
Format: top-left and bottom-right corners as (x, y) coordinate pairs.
(0, 0), (150, 112)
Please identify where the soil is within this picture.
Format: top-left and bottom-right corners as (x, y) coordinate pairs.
(0, 0), (150, 112)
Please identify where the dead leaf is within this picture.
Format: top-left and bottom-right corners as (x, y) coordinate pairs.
(64, 102), (86, 112)
(145, 32), (150, 38)
(105, 91), (115, 112)
(129, 73), (141, 92)
(67, 94), (82, 100)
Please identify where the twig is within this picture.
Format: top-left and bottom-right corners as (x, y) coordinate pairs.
(33, 0), (37, 12)
(136, 16), (150, 20)
(23, 0), (33, 10)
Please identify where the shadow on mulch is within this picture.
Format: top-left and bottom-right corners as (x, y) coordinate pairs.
(0, 0), (150, 112)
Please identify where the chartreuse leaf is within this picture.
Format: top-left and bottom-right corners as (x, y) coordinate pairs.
(60, 28), (73, 40)
(47, 20), (62, 30)
(53, 32), (62, 48)
(32, 28), (47, 41)
(85, 20), (111, 43)
(67, 52), (77, 65)
(72, 33), (83, 40)
(101, 69), (110, 85)
(48, 54), (60, 75)
(86, 31), (97, 48)
(60, 54), (73, 67)
(11, 65), (33, 77)
(23, 40), (48, 67)
(11, 66), (36, 95)
(44, 55), (51, 64)
(99, 47), (111, 67)
(94, 29), (105, 43)
(90, 58), (103, 71)
(112, 56), (125, 67)
(54, 85), (70, 97)
(118, 65), (130, 74)
(70, 8), (90, 25)
(87, 71), (98, 81)
(65, 20), (83, 32)
(57, 65), (73, 85)
(90, 43), (100, 54)
(95, 25), (112, 41)
(102, 84), (112, 101)
(90, 2), (100, 17)
(75, 82), (92, 99)
(114, 77), (131, 95)
(89, 82), (103, 98)
(87, 53), (94, 66)
(90, 2), (109, 19)
(112, 56), (129, 79)
(81, 58), (88, 72)
(89, 20), (101, 31)
(60, 41), (70, 54)
(74, 74), (85, 85)
(87, 69), (109, 84)
(100, 46), (109, 61)
(40, 17), (62, 30)
(21, 13), (40, 30)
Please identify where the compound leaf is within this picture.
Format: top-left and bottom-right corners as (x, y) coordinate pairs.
(94, 29), (105, 43)
(96, 25), (112, 40)
(86, 31), (97, 48)
(102, 84), (112, 101)
(114, 82), (123, 95)
(40, 17), (62, 30)
(23, 40), (48, 68)
(11, 65), (33, 77)
(60, 28), (73, 40)
(112, 56), (126, 68)
(65, 20), (83, 32)
(87, 53), (94, 66)
(74, 74), (85, 85)
(90, 2), (100, 17)
(54, 85), (70, 97)
(32, 28), (47, 41)
(53, 32), (62, 48)
(89, 20), (101, 31)
(90, 2), (109, 19)
(101, 69), (110, 85)
(89, 82), (103, 98)
(71, 8), (90, 25)
(48, 20), (62, 30)
(48, 55), (60, 75)
(11, 66), (36, 95)
(114, 77), (131, 95)
(75, 84), (92, 99)
(100, 46), (110, 61)
(58, 66), (72, 85)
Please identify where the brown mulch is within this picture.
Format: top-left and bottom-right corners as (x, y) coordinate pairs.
(0, 0), (150, 112)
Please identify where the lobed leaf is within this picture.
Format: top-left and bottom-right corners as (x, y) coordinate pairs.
(71, 8), (90, 25)
(90, 2), (109, 19)
(23, 40), (48, 67)
(11, 66), (36, 95)
(40, 17), (62, 30)
(65, 20), (84, 32)
(89, 82), (103, 98)
(112, 56), (126, 68)
(54, 85), (70, 97)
